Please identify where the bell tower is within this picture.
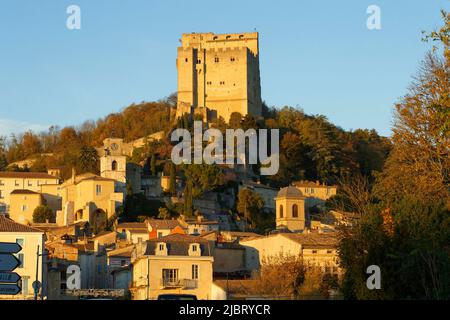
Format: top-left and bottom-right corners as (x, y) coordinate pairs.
(100, 138), (127, 184)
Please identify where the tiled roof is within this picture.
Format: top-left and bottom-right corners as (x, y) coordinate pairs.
(147, 219), (182, 230)
(281, 232), (338, 247)
(0, 171), (58, 180)
(117, 222), (147, 230)
(108, 245), (134, 258)
(145, 234), (212, 256)
(10, 189), (40, 195)
(0, 215), (44, 233)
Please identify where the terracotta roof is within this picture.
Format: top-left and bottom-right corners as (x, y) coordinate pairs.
(147, 219), (182, 230)
(117, 222), (147, 230)
(108, 245), (134, 258)
(276, 186), (304, 199)
(0, 215), (44, 233)
(184, 219), (219, 225)
(223, 231), (262, 238)
(241, 231), (339, 248)
(145, 234), (212, 256)
(0, 171), (58, 179)
(281, 232), (338, 247)
(10, 189), (40, 195)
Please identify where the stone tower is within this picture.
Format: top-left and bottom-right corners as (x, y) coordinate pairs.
(275, 186), (306, 232)
(176, 32), (262, 122)
(100, 138), (127, 185)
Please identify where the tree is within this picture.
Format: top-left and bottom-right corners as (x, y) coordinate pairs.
(78, 146), (99, 174)
(169, 163), (176, 195)
(158, 207), (170, 219)
(33, 205), (54, 223)
(374, 11), (450, 207)
(150, 153), (157, 176)
(183, 164), (224, 198)
(236, 188), (264, 228)
(254, 253), (306, 299)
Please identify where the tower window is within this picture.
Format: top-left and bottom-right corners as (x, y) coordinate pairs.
(112, 160), (118, 171)
(292, 204), (298, 218)
(230, 57), (235, 62)
(279, 205), (284, 218)
(214, 57), (219, 63)
(185, 58), (188, 62)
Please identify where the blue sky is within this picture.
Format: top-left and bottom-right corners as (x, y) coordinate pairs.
(0, 0), (448, 137)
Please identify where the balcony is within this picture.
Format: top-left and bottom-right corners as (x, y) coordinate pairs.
(160, 279), (198, 289)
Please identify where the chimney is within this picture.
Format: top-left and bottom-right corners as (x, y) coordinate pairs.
(316, 180), (320, 186)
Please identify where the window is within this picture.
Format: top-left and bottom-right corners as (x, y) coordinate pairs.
(327, 250), (333, 254)
(230, 57), (235, 62)
(192, 265), (199, 280)
(22, 205), (28, 212)
(112, 160), (118, 171)
(120, 260), (127, 267)
(193, 228), (199, 235)
(0, 180), (4, 186)
(292, 204), (298, 218)
(192, 244), (198, 252)
(15, 180), (19, 187)
(197, 59), (201, 64)
(214, 57), (219, 63)
(312, 250), (317, 254)
(96, 185), (102, 196)
(279, 205), (284, 218)
(28, 181), (32, 187)
(185, 58), (188, 62)
(158, 232), (163, 239)
(22, 277), (29, 295)
(159, 244), (165, 251)
(0, 190), (3, 199)
(162, 269), (179, 284)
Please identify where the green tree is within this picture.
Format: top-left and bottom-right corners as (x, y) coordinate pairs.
(236, 188), (265, 229)
(33, 205), (54, 223)
(169, 163), (176, 195)
(78, 146), (99, 174)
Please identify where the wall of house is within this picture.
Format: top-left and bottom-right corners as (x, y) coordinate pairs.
(0, 232), (44, 299)
(9, 193), (43, 225)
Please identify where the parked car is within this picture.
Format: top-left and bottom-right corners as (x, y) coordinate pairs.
(157, 294), (197, 300)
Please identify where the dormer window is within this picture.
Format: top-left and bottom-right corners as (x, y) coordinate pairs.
(156, 242), (168, 256)
(188, 243), (201, 256)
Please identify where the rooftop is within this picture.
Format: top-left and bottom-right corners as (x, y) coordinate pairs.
(147, 219), (182, 230)
(10, 189), (40, 195)
(0, 215), (44, 233)
(145, 234), (212, 256)
(0, 171), (59, 180)
(276, 186), (304, 199)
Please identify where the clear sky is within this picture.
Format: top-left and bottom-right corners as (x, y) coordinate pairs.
(0, 0), (448, 137)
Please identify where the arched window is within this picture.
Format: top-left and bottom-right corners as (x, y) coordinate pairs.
(112, 160), (118, 171)
(279, 205), (284, 218)
(292, 204), (298, 218)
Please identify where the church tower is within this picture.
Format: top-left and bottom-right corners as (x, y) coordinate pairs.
(100, 138), (127, 185)
(275, 186), (306, 232)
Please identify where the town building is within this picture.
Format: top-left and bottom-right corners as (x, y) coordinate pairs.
(130, 234), (214, 300)
(176, 32), (262, 122)
(240, 232), (341, 276)
(8, 190), (43, 225)
(0, 215), (45, 299)
(0, 171), (60, 214)
(179, 214), (220, 235)
(56, 171), (123, 230)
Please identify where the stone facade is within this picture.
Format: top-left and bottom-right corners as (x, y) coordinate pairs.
(176, 32), (262, 122)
